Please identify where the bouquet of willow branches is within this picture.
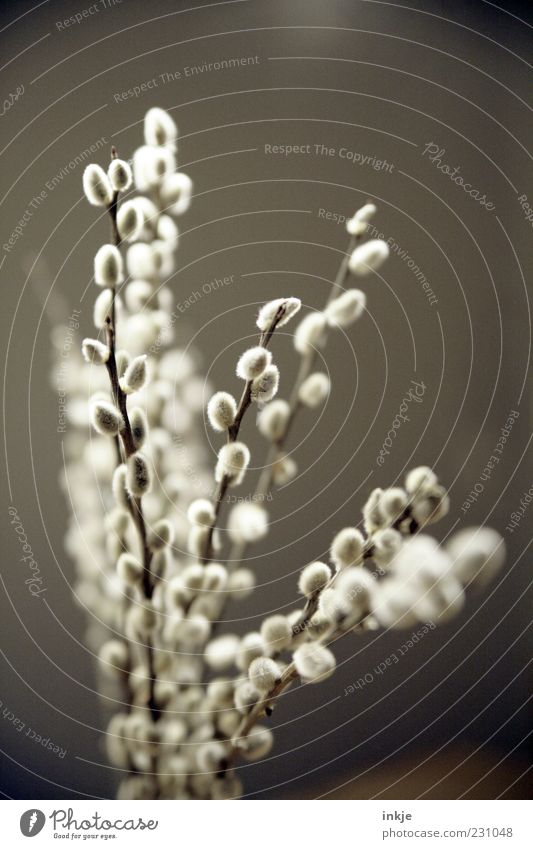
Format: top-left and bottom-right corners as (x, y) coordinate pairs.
(59, 107), (505, 800)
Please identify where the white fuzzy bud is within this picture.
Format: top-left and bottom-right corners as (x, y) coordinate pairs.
(196, 741), (226, 773)
(331, 527), (365, 570)
(124, 280), (153, 313)
(144, 107), (178, 148)
(227, 568), (255, 600)
(257, 399), (290, 441)
(93, 289), (114, 329)
(335, 567), (376, 617)
(203, 563), (228, 592)
(157, 214), (179, 245)
(120, 355), (148, 394)
(127, 452), (152, 496)
(83, 163), (113, 206)
(129, 407), (148, 449)
(205, 635), (240, 671)
(363, 487), (386, 534)
(248, 656), (281, 692)
(405, 465), (438, 495)
(380, 487), (409, 522)
(107, 158), (132, 192)
(94, 244), (123, 288)
(272, 454), (297, 485)
(117, 553), (142, 585)
(447, 527), (505, 591)
(215, 442), (250, 486)
(293, 643), (336, 683)
(148, 519), (174, 549)
(236, 632), (264, 672)
(98, 640), (129, 675)
(318, 586), (350, 624)
(349, 239), (389, 276)
(207, 391), (237, 432)
(117, 200), (143, 243)
(236, 346), (272, 380)
(234, 680), (261, 713)
(241, 726), (274, 761)
(115, 349), (130, 378)
(294, 312), (327, 354)
(325, 289), (366, 328)
(82, 338), (109, 364)
(90, 400), (122, 436)
(251, 364), (279, 404)
(372, 528), (402, 568)
(126, 243), (156, 279)
(187, 498), (216, 527)
(298, 561), (331, 598)
(256, 297), (301, 332)
(112, 464), (129, 509)
(160, 172), (193, 215)
(228, 503), (268, 543)
(260, 615), (292, 653)
(346, 202), (376, 234)
(298, 372), (330, 408)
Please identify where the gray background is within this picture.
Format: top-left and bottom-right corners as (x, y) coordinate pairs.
(1, 0), (532, 799)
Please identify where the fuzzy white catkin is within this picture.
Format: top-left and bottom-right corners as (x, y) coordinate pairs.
(98, 640), (129, 674)
(215, 442), (250, 485)
(107, 158), (132, 192)
(257, 399), (290, 441)
(127, 452), (152, 496)
(236, 346), (272, 380)
(318, 586), (350, 624)
(93, 289), (114, 329)
(125, 281), (153, 313)
(203, 563), (227, 593)
(157, 214), (179, 245)
(149, 519), (174, 549)
(324, 289), (366, 328)
(129, 407), (148, 449)
(346, 202), (377, 234)
(117, 200), (143, 243)
(293, 312), (327, 354)
(330, 527), (365, 570)
(251, 365), (279, 404)
(112, 464), (129, 509)
(260, 615), (292, 653)
(205, 635), (240, 671)
(94, 244), (123, 288)
(126, 243), (156, 279)
(335, 567), (376, 617)
(272, 454), (297, 485)
(298, 372), (330, 408)
(120, 355), (148, 394)
(207, 392), (237, 432)
(83, 164), (113, 206)
(228, 503), (268, 543)
(349, 239), (389, 276)
(117, 553), (142, 585)
(405, 466), (438, 494)
(144, 107), (178, 148)
(82, 338), (109, 364)
(248, 656), (281, 692)
(160, 172), (193, 215)
(234, 680), (261, 713)
(293, 643), (336, 683)
(187, 498), (216, 527)
(256, 297), (301, 331)
(380, 487), (408, 522)
(236, 632), (264, 672)
(91, 400), (122, 436)
(227, 568), (255, 600)
(298, 561), (331, 598)
(241, 726), (274, 761)
(446, 526), (505, 590)
(115, 349), (130, 378)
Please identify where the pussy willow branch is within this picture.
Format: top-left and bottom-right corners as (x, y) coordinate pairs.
(200, 303), (287, 565)
(226, 607), (367, 769)
(102, 150), (159, 724)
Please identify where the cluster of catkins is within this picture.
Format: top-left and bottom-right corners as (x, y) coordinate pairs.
(68, 107), (506, 800)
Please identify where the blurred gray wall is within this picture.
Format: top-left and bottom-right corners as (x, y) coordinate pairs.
(1, 0), (532, 799)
